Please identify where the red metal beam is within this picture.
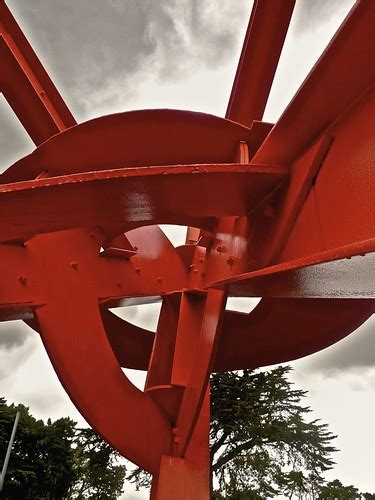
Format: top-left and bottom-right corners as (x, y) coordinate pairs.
(151, 390), (210, 499)
(212, 240), (375, 298)
(253, 0), (375, 166)
(173, 289), (226, 456)
(0, 163), (287, 244)
(226, 0), (295, 127)
(0, 0), (76, 145)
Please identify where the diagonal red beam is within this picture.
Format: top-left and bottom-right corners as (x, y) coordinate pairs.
(226, 0), (295, 127)
(211, 239), (375, 298)
(0, 0), (76, 145)
(253, 0), (375, 166)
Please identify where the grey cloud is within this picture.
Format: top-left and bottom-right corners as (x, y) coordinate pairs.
(3, 0), (356, 129)
(292, 0), (355, 35)
(8, 0), (249, 120)
(0, 97), (34, 172)
(0, 322), (37, 382)
(25, 391), (67, 415)
(0, 321), (29, 350)
(120, 494), (148, 500)
(302, 315), (375, 377)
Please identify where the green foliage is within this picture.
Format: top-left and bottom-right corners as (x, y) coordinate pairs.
(0, 397), (125, 499)
(0, 397), (76, 498)
(318, 479), (361, 499)
(212, 488), (263, 499)
(210, 367), (337, 498)
(70, 428), (126, 499)
(127, 466), (152, 491)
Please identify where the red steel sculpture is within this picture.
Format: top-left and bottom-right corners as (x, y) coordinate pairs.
(0, 0), (374, 497)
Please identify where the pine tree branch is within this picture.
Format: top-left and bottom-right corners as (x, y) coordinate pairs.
(211, 430), (230, 459)
(212, 438), (257, 472)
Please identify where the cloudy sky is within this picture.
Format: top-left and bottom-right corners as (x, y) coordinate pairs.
(1, 0), (374, 498)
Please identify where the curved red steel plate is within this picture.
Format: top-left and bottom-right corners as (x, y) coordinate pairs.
(215, 298), (375, 371)
(103, 309), (154, 370)
(1, 109), (250, 183)
(95, 298), (375, 374)
(30, 229), (171, 474)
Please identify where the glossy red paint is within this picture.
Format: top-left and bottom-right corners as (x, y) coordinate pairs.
(226, 0), (295, 127)
(0, 0), (374, 498)
(0, 1), (75, 143)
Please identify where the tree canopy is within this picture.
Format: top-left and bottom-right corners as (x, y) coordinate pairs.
(318, 479), (361, 499)
(2, 367), (374, 499)
(0, 397), (76, 498)
(0, 397), (125, 499)
(210, 366), (337, 498)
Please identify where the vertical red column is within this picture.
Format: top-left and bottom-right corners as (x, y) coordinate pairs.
(151, 388), (211, 500)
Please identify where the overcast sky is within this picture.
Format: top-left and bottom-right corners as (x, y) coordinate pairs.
(1, 1), (374, 498)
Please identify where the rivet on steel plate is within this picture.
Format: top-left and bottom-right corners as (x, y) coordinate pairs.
(263, 204), (276, 218)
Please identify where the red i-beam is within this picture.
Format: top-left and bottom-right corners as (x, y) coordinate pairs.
(0, 0), (374, 498)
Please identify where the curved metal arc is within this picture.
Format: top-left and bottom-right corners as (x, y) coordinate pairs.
(102, 309), (154, 371)
(1, 109), (250, 184)
(215, 298), (375, 371)
(31, 230), (172, 473)
(36, 300), (171, 473)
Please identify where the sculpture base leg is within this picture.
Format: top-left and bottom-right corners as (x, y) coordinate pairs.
(151, 389), (210, 499)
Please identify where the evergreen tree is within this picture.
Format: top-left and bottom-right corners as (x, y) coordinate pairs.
(318, 478), (361, 499)
(210, 367), (337, 498)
